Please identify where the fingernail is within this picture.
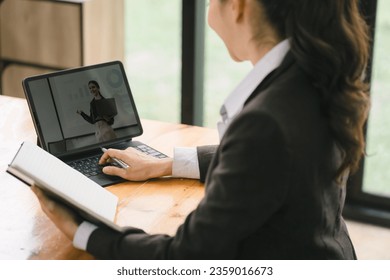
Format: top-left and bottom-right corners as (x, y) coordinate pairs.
(31, 185), (38, 194)
(47, 201), (55, 211)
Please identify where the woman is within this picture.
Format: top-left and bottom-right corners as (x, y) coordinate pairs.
(77, 80), (117, 142)
(33, 0), (370, 259)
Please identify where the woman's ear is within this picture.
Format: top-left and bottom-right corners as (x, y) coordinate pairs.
(231, 0), (246, 22)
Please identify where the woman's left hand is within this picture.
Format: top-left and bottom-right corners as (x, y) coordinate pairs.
(31, 185), (81, 241)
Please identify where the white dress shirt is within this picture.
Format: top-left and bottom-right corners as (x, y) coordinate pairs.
(73, 39), (291, 250)
(217, 39), (291, 138)
(171, 39), (291, 178)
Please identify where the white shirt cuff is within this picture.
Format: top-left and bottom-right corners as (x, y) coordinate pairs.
(172, 147), (200, 179)
(73, 221), (98, 251)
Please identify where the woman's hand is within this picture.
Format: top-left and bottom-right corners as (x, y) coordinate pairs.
(31, 185), (81, 241)
(99, 147), (173, 181)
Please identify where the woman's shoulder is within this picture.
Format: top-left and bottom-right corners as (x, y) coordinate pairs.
(248, 62), (322, 121)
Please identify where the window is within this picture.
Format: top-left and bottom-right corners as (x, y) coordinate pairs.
(344, 0), (390, 227)
(124, 1), (252, 128)
(124, 0), (181, 123)
(363, 0), (390, 198)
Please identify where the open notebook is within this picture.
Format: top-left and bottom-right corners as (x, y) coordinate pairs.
(7, 141), (124, 232)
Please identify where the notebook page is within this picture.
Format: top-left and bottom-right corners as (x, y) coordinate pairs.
(10, 142), (118, 223)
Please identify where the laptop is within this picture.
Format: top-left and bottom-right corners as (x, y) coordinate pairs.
(22, 61), (167, 187)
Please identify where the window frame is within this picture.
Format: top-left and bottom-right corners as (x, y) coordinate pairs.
(181, 0), (206, 126)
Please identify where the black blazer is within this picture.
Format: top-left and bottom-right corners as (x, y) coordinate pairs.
(86, 53), (357, 259)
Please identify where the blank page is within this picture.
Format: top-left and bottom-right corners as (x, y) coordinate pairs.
(10, 142), (118, 226)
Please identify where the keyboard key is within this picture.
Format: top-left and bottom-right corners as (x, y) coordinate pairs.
(134, 145), (168, 158)
(68, 155), (102, 177)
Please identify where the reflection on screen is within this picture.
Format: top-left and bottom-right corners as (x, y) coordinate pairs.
(27, 63), (141, 155)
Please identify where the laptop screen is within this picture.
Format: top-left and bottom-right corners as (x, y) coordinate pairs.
(23, 61), (143, 156)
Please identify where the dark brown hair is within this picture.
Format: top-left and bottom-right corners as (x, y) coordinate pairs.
(88, 80), (100, 89)
(88, 80), (105, 98)
(258, 0), (371, 180)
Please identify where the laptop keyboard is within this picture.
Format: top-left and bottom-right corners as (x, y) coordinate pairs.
(133, 144), (168, 159)
(68, 144), (167, 177)
(68, 155), (103, 177)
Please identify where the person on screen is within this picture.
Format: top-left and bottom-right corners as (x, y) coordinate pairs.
(76, 80), (117, 142)
(33, 0), (370, 259)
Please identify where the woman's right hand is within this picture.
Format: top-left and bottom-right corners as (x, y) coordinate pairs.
(99, 147), (173, 181)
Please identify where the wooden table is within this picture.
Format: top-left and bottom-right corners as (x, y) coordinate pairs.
(0, 95), (219, 260)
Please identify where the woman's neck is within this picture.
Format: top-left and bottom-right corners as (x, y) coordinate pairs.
(249, 38), (281, 65)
